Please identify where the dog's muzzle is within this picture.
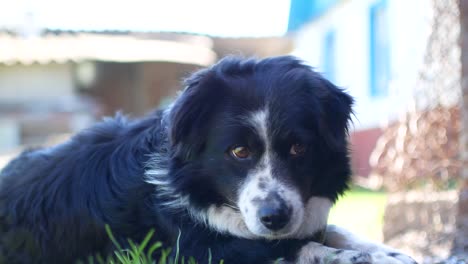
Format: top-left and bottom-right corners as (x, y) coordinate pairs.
(256, 192), (291, 231)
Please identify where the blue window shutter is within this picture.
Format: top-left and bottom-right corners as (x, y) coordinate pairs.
(322, 29), (336, 82)
(288, 0), (340, 32)
(288, 0), (313, 32)
(369, 0), (390, 97)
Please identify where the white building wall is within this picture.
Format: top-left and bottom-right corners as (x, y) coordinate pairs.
(291, 0), (432, 130)
(0, 63), (74, 102)
(0, 63), (77, 152)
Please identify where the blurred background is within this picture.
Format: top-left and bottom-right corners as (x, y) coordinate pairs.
(0, 0), (467, 263)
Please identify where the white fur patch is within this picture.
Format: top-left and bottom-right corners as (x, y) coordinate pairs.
(144, 153), (189, 210)
(293, 197), (332, 238)
(189, 205), (257, 239)
(249, 110), (270, 152)
(247, 109), (273, 180)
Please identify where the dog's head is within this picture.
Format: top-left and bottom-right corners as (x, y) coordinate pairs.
(151, 56), (353, 239)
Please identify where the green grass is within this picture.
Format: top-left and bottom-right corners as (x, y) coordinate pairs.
(91, 226), (223, 264)
(328, 187), (387, 241)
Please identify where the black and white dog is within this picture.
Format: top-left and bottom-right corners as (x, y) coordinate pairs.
(0, 56), (415, 264)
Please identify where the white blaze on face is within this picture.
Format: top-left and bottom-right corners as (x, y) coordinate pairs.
(237, 109), (303, 238)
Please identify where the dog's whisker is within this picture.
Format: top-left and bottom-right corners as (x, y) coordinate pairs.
(222, 203), (239, 211)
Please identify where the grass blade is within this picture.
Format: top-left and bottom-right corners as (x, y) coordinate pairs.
(105, 224), (123, 251)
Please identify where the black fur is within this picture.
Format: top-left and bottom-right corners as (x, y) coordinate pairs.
(0, 56), (353, 263)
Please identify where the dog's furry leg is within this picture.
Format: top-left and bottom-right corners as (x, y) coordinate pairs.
(322, 225), (418, 264)
(277, 225), (417, 264)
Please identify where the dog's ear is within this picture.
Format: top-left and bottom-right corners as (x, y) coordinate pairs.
(317, 77), (354, 151)
(168, 68), (222, 160)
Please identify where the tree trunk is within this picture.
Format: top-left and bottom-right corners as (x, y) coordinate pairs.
(452, 182), (468, 255)
(453, 0), (468, 257)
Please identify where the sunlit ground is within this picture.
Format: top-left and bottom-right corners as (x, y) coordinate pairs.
(328, 187), (387, 241)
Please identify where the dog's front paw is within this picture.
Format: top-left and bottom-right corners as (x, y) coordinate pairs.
(324, 250), (403, 264)
(323, 225), (417, 264)
(293, 242), (418, 264)
(324, 249), (417, 264)
(369, 251), (418, 264)
(325, 250), (373, 264)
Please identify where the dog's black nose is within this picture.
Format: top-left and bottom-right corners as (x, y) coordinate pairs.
(258, 205), (289, 231)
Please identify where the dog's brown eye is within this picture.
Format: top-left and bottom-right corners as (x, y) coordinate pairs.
(230, 146), (251, 159)
(290, 143), (306, 156)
